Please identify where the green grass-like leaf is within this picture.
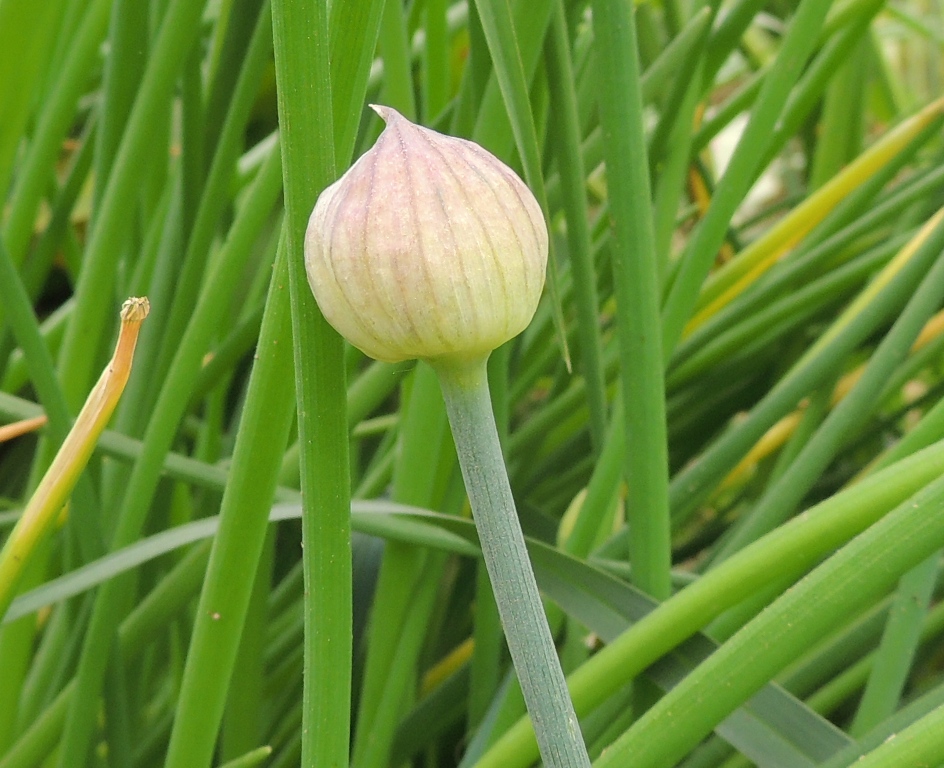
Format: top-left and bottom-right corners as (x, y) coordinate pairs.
(3, 2), (944, 766)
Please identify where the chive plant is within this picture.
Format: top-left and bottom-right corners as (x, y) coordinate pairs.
(304, 106), (589, 767)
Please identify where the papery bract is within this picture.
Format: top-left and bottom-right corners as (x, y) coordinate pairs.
(305, 105), (548, 364)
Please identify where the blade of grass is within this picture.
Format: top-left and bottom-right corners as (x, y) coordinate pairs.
(702, 0), (766, 83)
(144, 4), (272, 405)
(328, 0), (385, 164)
(0, 390), (299, 501)
(180, 40), (207, 239)
(757, 0), (887, 186)
(351, 365), (454, 768)
(221, 532), (275, 760)
(12, 121), (94, 319)
(0, 417), (47, 442)
(92, 0), (150, 216)
(272, 0), (371, 766)
(469, 559), (504, 732)
(0, 541), (212, 768)
(529, 548), (851, 767)
(476, 440), (944, 768)
(688, 97), (944, 332)
(848, 553), (939, 735)
(473, 0), (570, 368)
(162, 238), (297, 768)
(423, 0), (450, 120)
(651, 31), (708, 275)
(595, 474), (944, 768)
(808, 40), (868, 188)
(3, 503), (478, 626)
(672, 159), (944, 374)
(561, 396), (625, 560)
(821, 678), (944, 768)
(821, 687), (944, 766)
(544, 0), (607, 455)
(712, 212), (944, 559)
(0, 219), (111, 746)
(203, 0), (267, 158)
(0, 0), (66, 197)
(0, 245), (77, 464)
(591, 0), (670, 598)
(59, 142), (284, 767)
(541, 6), (711, 233)
(377, 0), (418, 118)
(669, 237), (900, 392)
(55, 0), (209, 410)
(450, 1), (490, 137)
(668, 208), (944, 525)
(1, 0), (110, 264)
(662, 0), (835, 357)
(218, 746), (274, 768)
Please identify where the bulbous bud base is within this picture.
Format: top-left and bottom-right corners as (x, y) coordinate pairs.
(305, 105), (548, 364)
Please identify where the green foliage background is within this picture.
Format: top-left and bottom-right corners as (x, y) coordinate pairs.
(1, 0), (944, 766)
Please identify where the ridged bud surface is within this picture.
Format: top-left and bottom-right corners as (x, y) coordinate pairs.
(305, 105), (548, 364)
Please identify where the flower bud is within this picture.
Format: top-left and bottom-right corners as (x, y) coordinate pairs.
(305, 105), (548, 364)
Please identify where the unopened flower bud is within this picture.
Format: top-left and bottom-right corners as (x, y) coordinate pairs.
(305, 105), (548, 364)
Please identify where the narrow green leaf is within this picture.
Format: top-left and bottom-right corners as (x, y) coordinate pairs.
(591, 0), (670, 598)
(473, 0), (571, 368)
(662, 0), (835, 357)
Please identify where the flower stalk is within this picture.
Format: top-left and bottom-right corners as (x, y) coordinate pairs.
(304, 105), (589, 766)
(433, 356), (590, 768)
(0, 297), (149, 622)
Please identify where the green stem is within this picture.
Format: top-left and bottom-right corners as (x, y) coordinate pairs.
(843, 702), (944, 768)
(592, 0), (671, 599)
(432, 356), (590, 768)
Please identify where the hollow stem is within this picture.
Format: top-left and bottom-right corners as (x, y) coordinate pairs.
(431, 355), (590, 768)
(0, 298), (149, 622)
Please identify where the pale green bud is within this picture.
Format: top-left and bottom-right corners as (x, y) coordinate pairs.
(305, 105), (548, 364)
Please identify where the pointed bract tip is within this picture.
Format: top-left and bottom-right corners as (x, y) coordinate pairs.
(369, 104), (404, 125)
